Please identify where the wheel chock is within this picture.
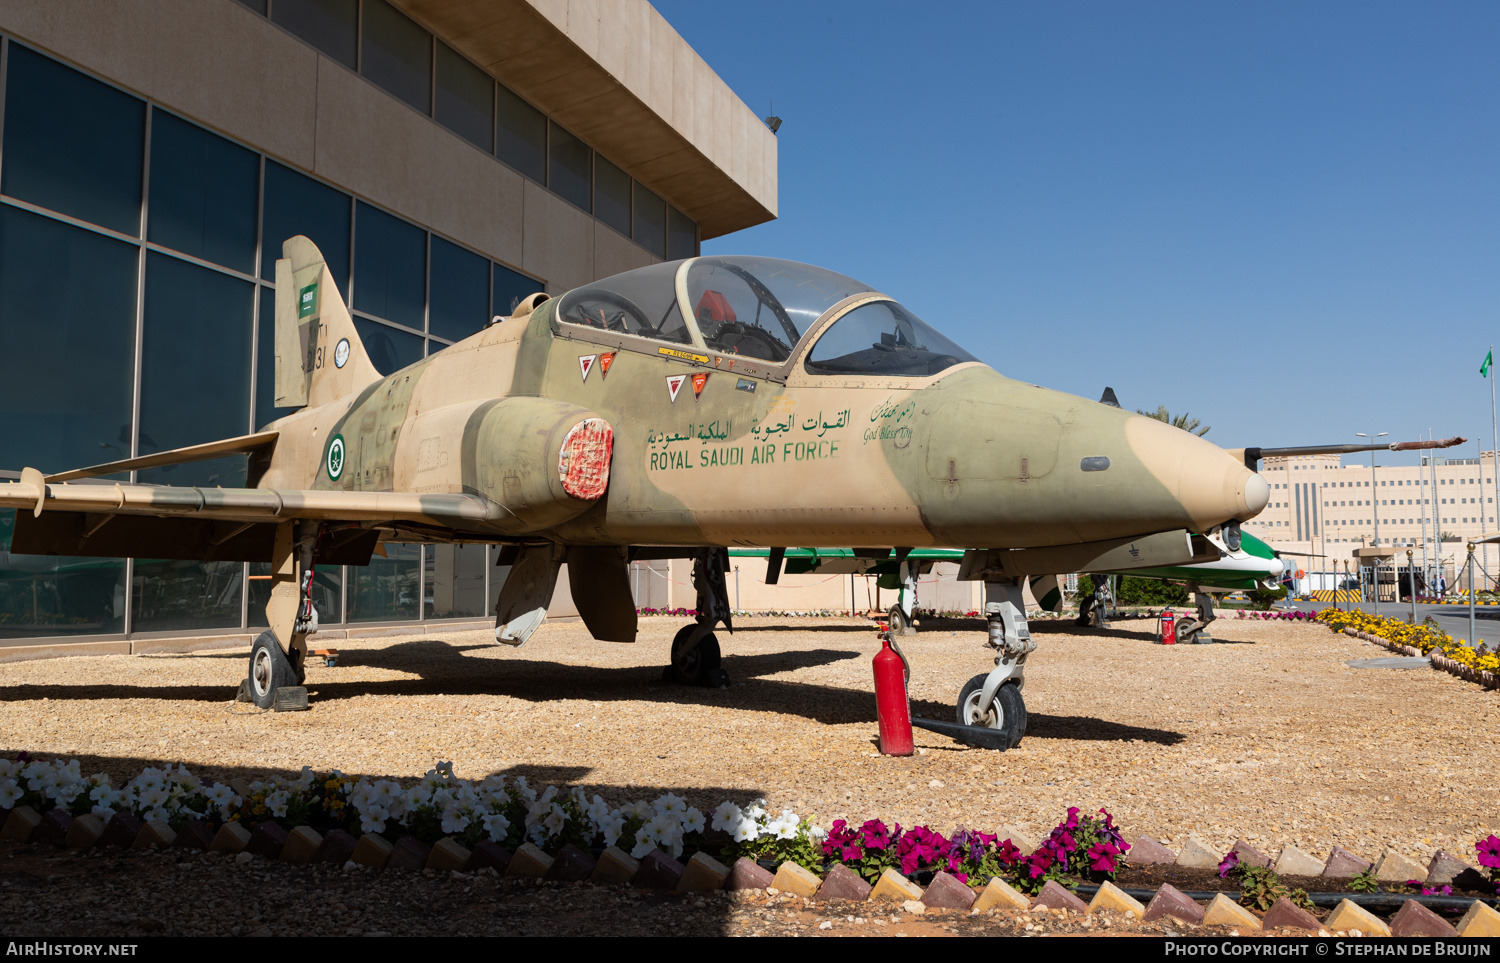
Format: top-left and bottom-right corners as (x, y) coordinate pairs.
(272, 686), (309, 712)
(234, 678), (253, 704)
(910, 717), (1010, 750)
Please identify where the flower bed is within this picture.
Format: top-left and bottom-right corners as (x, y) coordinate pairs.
(1318, 608), (1500, 686)
(1234, 610), (1318, 621)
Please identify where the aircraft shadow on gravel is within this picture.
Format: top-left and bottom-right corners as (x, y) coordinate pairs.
(0, 638), (1187, 746)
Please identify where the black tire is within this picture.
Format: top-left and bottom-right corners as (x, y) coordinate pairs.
(665, 625), (722, 686)
(1175, 616), (1198, 645)
(248, 631), (297, 710)
(886, 605), (913, 636)
(956, 675), (1027, 749)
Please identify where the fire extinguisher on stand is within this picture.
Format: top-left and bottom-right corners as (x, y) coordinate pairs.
(1159, 610), (1176, 645)
(872, 623), (914, 756)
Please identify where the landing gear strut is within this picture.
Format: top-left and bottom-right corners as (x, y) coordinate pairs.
(952, 578), (1035, 749)
(1173, 588), (1217, 644)
(240, 521), (317, 710)
(1076, 573), (1117, 628)
(664, 548), (732, 688)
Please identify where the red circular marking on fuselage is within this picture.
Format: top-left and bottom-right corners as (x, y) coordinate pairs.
(558, 418), (613, 500)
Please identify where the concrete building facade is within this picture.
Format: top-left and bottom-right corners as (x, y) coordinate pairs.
(1247, 451), (1500, 587)
(0, 0), (777, 657)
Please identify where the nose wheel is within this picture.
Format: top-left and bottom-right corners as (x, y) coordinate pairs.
(244, 631), (303, 710)
(956, 674), (1027, 748)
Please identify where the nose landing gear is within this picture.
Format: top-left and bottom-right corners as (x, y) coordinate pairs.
(663, 548), (732, 688)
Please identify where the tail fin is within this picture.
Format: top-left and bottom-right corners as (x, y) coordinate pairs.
(274, 236), (381, 409)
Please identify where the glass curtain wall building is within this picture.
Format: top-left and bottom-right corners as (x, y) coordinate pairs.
(0, 25), (692, 643)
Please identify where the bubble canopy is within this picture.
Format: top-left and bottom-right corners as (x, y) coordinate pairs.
(554, 255), (978, 376)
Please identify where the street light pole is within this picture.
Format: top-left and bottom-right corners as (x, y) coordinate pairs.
(1407, 549), (1416, 624)
(1356, 432), (1388, 616)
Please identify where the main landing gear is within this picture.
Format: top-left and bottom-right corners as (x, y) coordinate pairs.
(1076, 573), (1117, 628)
(1173, 588), (1218, 644)
(664, 548), (732, 688)
(958, 579), (1034, 748)
(238, 521), (317, 710)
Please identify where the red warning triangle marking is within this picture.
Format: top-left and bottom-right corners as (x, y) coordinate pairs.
(666, 373), (686, 403)
(598, 352), (616, 379)
(691, 372), (709, 399)
(579, 354), (596, 381)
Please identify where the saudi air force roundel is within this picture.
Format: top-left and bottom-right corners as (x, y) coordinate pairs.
(326, 434), (346, 481)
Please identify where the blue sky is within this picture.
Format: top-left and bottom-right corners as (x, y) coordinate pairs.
(654, 0), (1500, 463)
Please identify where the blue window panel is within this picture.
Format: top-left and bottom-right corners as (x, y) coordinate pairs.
(0, 510), (126, 638)
(353, 202), (425, 330)
(0, 206), (137, 474)
(548, 121), (591, 212)
(493, 262), (542, 317)
(435, 42), (493, 152)
(429, 236), (488, 342)
(497, 85), (545, 183)
(354, 316), (423, 376)
(361, 0), (432, 114)
(2, 44), (145, 235)
(272, 0), (357, 70)
(148, 111), (259, 274)
(261, 161), (351, 299)
(137, 253), (253, 488)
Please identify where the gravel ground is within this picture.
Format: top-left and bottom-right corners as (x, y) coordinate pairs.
(1, 613), (1497, 936)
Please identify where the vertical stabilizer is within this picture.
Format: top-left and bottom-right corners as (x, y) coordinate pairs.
(274, 236), (381, 409)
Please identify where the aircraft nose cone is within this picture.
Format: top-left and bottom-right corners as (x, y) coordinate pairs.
(1126, 416), (1271, 531)
(1267, 555), (1286, 578)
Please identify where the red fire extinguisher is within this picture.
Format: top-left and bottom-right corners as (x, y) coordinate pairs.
(1159, 610), (1176, 645)
(873, 625), (914, 756)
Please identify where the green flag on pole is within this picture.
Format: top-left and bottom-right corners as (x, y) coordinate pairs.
(1484, 349), (1493, 378)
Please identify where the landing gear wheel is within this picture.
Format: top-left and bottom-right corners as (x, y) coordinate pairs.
(956, 674), (1027, 748)
(664, 626), (725, 687)
(1175, 616), (1198, 645)
(248, 631), (296, 710)
(886, 605), (912, 636)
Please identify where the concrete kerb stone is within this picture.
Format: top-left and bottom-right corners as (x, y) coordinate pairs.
(1201, 893), (1261, 930)
(386, 836), (432, 872)
(1, 806), (41, 842)
(920, 871), (976, 911)
(244, 822), (288, 860)
(1030, 879), (1088, 914)
(350, 832), (394, 869)
(171, 820), (214, 851)
(133, 819), (176, 849)
(1321, 846), (1372, 878)
(1456, 899), (1500, 938)
(545, 843), (597, 883)
(589, 846), (637, 886)
(278, 825), (321, 864)
(1374, 847), (1428, 883)
(32, 810), (71, 846)
(1175, 836), (1221, 869)
(1229, 839), (1272, 869)
(996, 824), (1039, 856)
(1389, 898), (1459, 937)
(465, 840), (512, 874)
(676, 852), (730, 894)
(1260, 896), (1322, 931)
(1324, 899), (1391, 937)
(971, 876), (1029, 913)
(769, 861), (821, 898)
(725, 857), (772, 891)
(1086, 880), (1144, 918)
(63, 813), (107, 850)
(209, 821), (252, 854)
(312, 828), (357, 865)
(869, 867), (922, 902)
(425, 837), (471, 872)
(633, 849), (685, 890)
(1272, 844), (1325, 877)
(506, 842), (553, 879)
(96, 812), (140, 849)
(1128, 835), (1177, 865)
(1142, 883), (1205, 925)
(814, 863), (871, 902)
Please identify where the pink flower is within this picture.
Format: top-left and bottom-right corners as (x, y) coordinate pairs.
(1477, 835), (1500, 870)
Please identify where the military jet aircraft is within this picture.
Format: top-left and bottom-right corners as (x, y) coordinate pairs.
(0, 238), (1270, 742)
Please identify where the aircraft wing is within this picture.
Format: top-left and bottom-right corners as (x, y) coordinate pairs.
(0, 472), (504, 564)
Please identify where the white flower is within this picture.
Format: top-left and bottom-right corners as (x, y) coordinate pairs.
(731, 814), (761, 843)
(90, 804), (116, 820)
(402, 785), (432, 811)
(543, 803), (567, 837)
(682, 807), (705, 835)
(265, 790), (291, 818)
(598, 813), (625, 848)
(440, 805), (470, 835)
(512, 776), (536, 803)
(0, 780), (21, 809)
(653, 792), (688, 817)
(138, 785), (170, 810)
(627, 799), (652, 820)
(482, 812), (511, 843)
(711, 801), (742, 833)
(290, 766), (314, 792)
(360, 813), (387, 835)
(630, 836), (656, 859)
